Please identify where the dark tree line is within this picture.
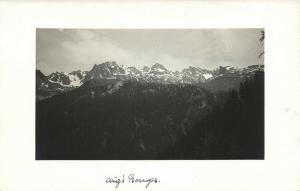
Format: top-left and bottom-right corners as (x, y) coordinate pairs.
(158, 71), (264, 159)
(36, 72), (264, 160)
(36, 81), (216, 159)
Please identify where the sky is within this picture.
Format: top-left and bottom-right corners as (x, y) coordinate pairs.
(36, 29), (264, 75)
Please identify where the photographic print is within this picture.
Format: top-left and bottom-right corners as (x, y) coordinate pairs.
(36, 29), (264, 160)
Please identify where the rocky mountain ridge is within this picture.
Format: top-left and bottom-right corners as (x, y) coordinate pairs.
(36, 61), (264, 100)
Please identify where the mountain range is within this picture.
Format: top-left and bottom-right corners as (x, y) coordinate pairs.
(36, 61), (264, 100)
(36, 61), (264, 159)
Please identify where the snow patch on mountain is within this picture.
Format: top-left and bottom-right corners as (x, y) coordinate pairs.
(39, 62), (264, 100)
(68, 73), (83, 87)
(203, 73), (213, 79)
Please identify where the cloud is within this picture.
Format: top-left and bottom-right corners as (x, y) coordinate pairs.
(49, 29), (140, 73)
(37, 29), (263, 75)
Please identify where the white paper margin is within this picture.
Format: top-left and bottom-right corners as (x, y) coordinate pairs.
(0, 1), (300, 191)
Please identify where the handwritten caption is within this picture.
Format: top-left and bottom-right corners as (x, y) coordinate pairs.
(105, 174), (160, 189)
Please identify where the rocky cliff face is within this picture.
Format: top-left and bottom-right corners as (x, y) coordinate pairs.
(36, 61), (264, 99)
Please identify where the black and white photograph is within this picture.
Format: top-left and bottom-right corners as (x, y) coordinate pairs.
(2, 1), (300, 191)
(36, 29), (264, 160)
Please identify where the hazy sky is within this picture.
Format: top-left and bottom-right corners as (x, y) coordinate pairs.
(37, 29), (264, 75)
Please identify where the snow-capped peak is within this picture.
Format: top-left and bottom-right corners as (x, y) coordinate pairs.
(150, 63), (169, 74)
(41, 62), (264, 93)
